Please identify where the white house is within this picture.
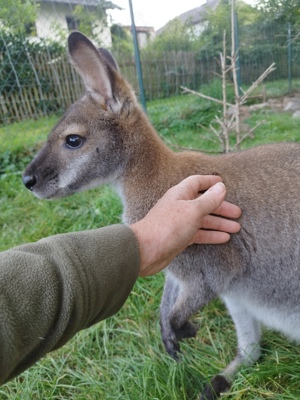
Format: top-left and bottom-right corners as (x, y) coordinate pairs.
(157, 0), (220, 37)
(35, 0), (122, 47)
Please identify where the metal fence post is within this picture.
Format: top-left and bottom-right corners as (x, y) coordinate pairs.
(128, 0), (147, 112)
(288, 22), (292, 93)
(234, 12), (242, 96)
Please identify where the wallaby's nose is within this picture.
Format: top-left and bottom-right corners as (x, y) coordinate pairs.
(23, 174), (37, 191)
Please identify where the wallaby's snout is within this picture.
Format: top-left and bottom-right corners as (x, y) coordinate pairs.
(22, 173), (37, 192)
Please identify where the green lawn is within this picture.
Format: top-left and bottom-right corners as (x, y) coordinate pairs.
(1, 92), (300, 399)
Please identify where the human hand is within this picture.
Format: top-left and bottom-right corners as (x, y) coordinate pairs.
(130, 175), (241, 277)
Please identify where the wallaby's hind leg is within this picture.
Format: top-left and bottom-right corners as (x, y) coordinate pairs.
(201, 297), (261, 400)
(160, 274), (182, 359)
(160, 273), (214, 360)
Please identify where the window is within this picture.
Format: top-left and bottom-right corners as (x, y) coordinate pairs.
(66, 16), (80, 31)
(25, 22), (37, 36)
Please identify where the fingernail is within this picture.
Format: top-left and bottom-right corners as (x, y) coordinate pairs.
(209, 182), (225, 194)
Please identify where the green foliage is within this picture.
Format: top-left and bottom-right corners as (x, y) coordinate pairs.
(256, 0), (300, 25)
(0, 149), (32, 176)
(199, 0), (260, 55)
(0, 116), (58, 176)
(0, 32), (64, 96)
(199, 0), (231, 52)
(73, 4), (106, 40)
(147, 18), (197, 52)
(149, 79), (235, 152)
(0, 0), (38, 35)
(110, 24), (134, 55)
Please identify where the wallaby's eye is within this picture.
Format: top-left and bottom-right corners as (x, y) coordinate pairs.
(66, 135), (84, 149)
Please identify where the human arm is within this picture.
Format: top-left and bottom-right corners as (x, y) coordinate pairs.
(0, 225), (140, 385)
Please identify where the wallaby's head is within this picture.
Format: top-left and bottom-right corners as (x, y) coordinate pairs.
(23, 32), (144, 199)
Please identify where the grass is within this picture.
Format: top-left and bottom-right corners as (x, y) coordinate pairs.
(1, 86), (300, 399)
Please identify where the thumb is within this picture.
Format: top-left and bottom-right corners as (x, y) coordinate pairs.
(195, 182), (227, 217)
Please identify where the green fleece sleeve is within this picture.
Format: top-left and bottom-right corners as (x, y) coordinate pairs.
(0, 224), (140, 385)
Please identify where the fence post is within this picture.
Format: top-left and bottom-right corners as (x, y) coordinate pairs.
(234, 12), (242, 96)
(128, 0), (147, 112)
(287, 22), (292, 93)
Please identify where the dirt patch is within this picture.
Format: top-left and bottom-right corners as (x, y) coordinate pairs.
(249, 91), (300, 118)
(226, 91), (300, 136)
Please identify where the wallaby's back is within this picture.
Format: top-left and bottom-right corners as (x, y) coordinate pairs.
(156, 141), (300, 292)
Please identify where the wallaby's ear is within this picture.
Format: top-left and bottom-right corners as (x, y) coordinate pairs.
(98, 48), (119, 72)
(68, 31), (117, 105)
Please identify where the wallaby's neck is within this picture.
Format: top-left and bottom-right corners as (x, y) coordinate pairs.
(111, 109), (170, 222)
(124, 113), (173, 175)
(115, 108), (210, 224)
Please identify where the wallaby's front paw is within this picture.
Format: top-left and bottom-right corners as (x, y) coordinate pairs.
(200, 375), (231, 400)
(162, 335), (181, 360)
(161, 320), (198, 360)
(172, 320), (198, 340)
(161, 318), (181, 360)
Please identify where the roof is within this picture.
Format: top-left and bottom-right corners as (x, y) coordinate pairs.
(40, 0), (122, 10)
(178, 0), (219, 25)
(157, 0), (220, 34)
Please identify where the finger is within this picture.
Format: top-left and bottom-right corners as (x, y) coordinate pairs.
(172, 175), (223, 200)
(194, 182), (227, 217)
(192, 230), (231, 245)
(212, 201), (242, 219)
(201, 215), (241, 233)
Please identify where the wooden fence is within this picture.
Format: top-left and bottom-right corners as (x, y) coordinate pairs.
(0, 48), (298, 125)
(1, 51), (85, 124)
(0, 51), (219, 125)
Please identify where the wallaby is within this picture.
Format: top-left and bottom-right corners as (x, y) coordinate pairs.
(23, 32), (300, 400)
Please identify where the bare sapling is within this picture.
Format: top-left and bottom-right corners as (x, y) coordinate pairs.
(181, 49), (275, 152)
(181, 3), (276, 153)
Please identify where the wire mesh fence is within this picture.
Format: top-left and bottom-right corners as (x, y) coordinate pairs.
(1, 0), (300, 125)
